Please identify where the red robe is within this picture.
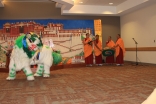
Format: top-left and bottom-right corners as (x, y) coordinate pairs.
(94, 39), (102, 64)
(83, 38), (93, 65)
(106, 40), (115, 63)
(115, 38), (125, 64)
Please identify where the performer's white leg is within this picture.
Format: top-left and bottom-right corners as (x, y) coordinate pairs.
(6, 59), (16, 80)
(23, 66), (34, 81)
(43, 65), (50, 77)
(34, 64), (44, 77)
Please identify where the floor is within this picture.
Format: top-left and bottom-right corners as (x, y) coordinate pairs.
(0, 63), (156, 104)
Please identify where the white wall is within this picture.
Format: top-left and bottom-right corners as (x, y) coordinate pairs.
(121, 3), (156, 64)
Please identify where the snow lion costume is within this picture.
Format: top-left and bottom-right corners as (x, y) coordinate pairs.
(6, 33), (61, 81)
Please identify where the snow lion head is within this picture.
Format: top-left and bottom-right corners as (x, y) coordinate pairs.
(15, 32), (43, 58)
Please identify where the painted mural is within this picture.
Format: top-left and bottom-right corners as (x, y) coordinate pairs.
(0, 19), (95, 66)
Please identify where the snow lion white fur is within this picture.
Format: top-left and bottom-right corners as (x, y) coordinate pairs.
(6, 33), (53, 81)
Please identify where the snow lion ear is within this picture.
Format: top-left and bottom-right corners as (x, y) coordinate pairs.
(26, 33), (33, 43)
(26, 33), (31, 39)
(37, 34), (40, 39)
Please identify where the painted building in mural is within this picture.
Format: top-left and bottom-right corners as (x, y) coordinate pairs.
(0, 21), (91, 40)
(0, 21), (93, 65)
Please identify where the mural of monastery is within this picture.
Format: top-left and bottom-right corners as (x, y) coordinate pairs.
(0, 21), (93, 65)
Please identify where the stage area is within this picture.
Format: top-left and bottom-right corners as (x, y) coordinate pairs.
(0, 63), (155, 104)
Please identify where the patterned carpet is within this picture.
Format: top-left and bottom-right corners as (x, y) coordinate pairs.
(0, 64), (156, 104)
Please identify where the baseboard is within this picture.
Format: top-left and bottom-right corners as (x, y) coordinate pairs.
(124, 60), (156, 66)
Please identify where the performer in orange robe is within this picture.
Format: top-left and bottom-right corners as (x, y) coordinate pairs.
(94, 35), (103, 66)
(83, 33), (93, 66)
(114, 34), (125, 66)
(106, 36), (115, 64)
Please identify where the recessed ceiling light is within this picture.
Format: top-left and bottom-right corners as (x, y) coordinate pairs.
(79, 2), (83, 3)
(118, 10), (123, 13)
(109, 3), (113, 5)
(143, 0), (148, 2)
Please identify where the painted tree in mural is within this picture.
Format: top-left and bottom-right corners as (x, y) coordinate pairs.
(0, 44), (7, 66)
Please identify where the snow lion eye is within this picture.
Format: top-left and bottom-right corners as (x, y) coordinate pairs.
(29, 39), (33, 43)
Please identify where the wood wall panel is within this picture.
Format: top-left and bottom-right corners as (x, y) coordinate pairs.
(126, 47), (156, 51)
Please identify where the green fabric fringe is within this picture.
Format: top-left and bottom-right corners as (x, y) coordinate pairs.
(15, 34), (25, 49)
(52, 51), (62, 65)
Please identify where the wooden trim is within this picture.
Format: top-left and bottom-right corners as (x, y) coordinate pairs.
(0, 68), (8, 73)
(126, 47), (156, 51)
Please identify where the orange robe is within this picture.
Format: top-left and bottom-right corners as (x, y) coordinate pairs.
(115, 38), (125, 64)
(94, 39), (102, 64)
(106, 40), (115, 48)
(115, 38), (125, 57)
(83, 38), (93, 64)
(94, 40), (102, 56)
(106, 40), (115, 63)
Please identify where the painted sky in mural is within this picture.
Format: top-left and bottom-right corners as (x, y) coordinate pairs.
(0, 19), (94, 33)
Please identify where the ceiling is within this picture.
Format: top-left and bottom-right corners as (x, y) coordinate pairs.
(74, 0), (127, 6)
(1, 0), (156, 16)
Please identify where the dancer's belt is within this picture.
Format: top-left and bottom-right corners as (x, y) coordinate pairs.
(102, 49), (115, 56)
